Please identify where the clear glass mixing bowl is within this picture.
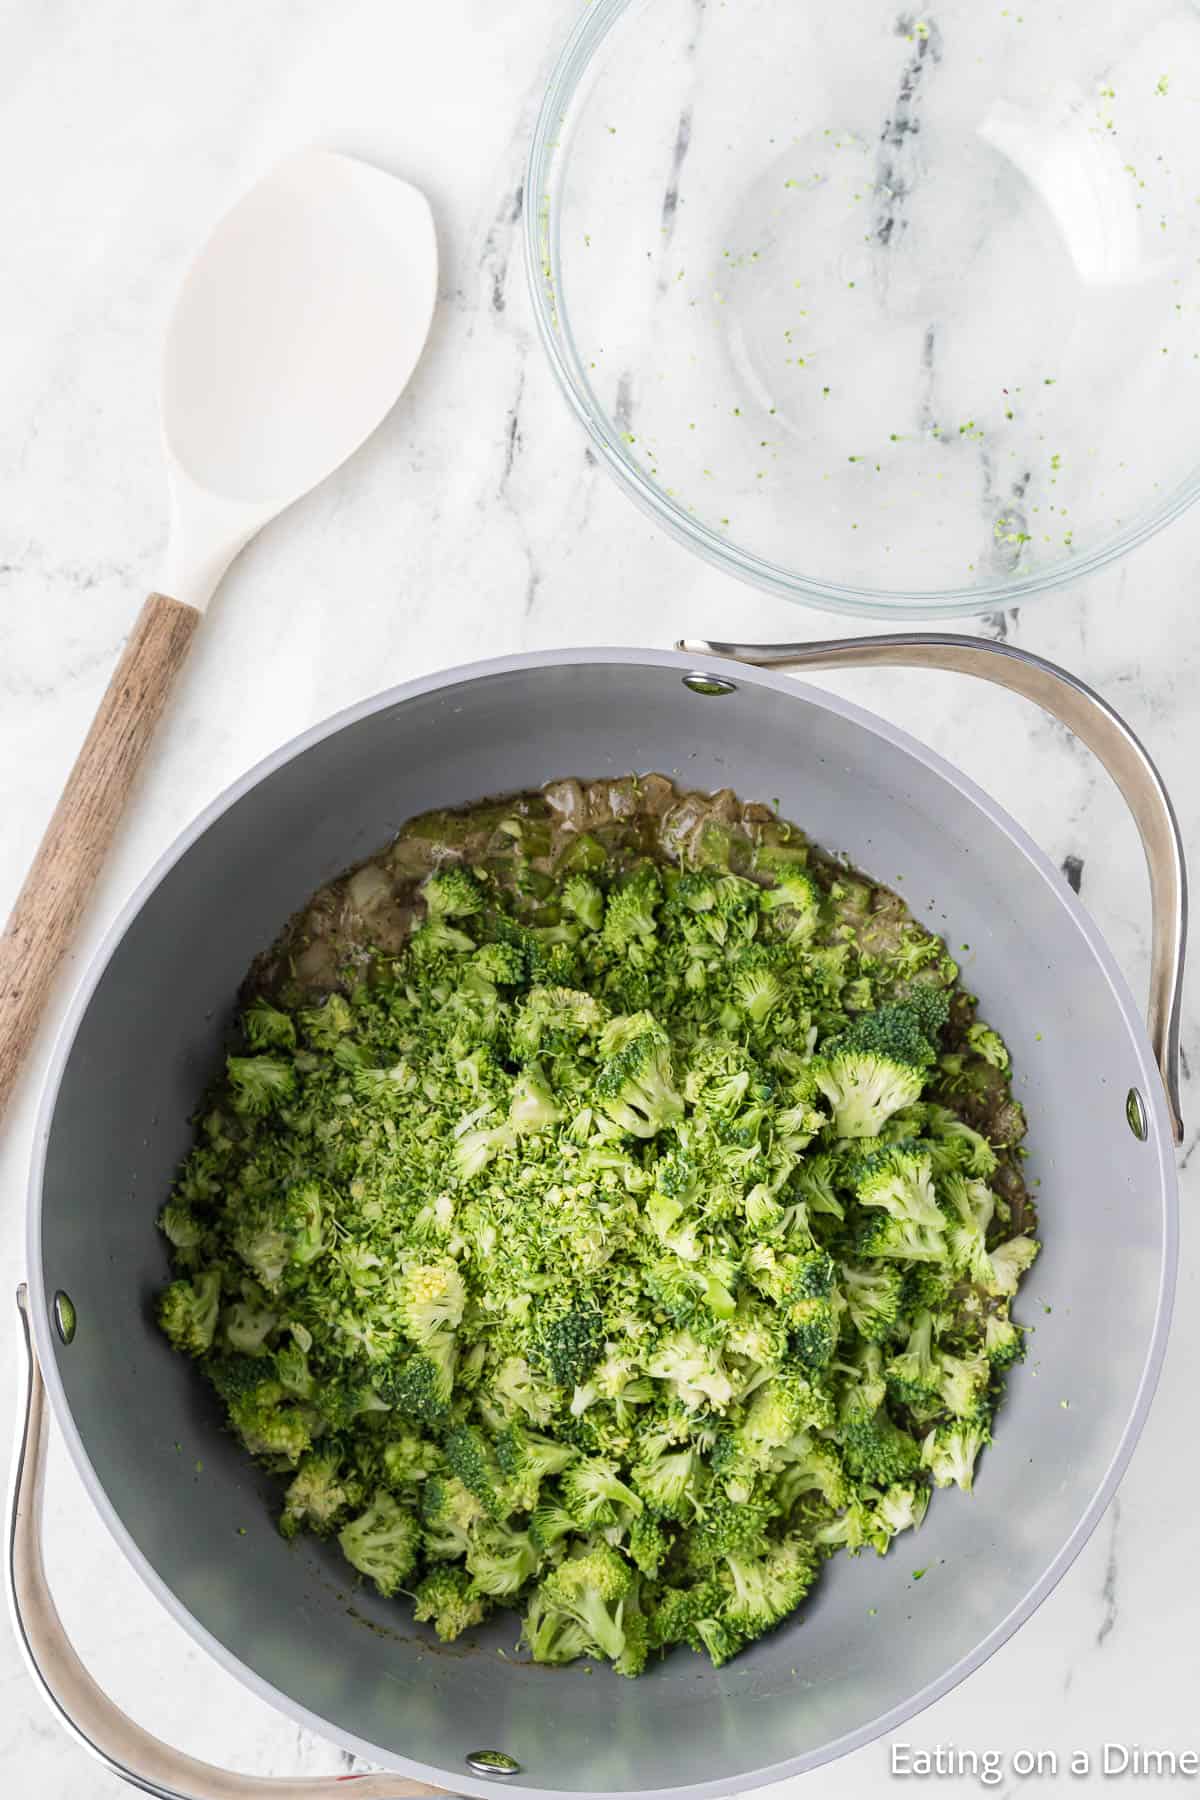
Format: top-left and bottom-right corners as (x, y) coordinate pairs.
(525, 0), (1200, 616)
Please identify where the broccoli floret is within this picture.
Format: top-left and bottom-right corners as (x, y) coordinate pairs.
(857, 1210), (949, 1264)
(413, 1563), (489, 1641)
(759, 870), (823, 943)
(225, 1055), (296, 1116)
(632, 1446), (701, 1520)
(647, 1578), (725, 1651)
(841, 1262), (904, 1341)
(811, 995), (948, 1138)
(420, 1473), (487, 1558)
(562, 873), (605, 932)
(885, 1311), (941, 1412)
(280, 1452), (356, 1539)
(157, 1271), (221, 1357)
(337, 1491), (420, 1597)
(594, 1014), (684, 1137)
(395, 1261), (467, 1345)
(381, 1431), (441, 1491)
(560, 1457), (643, 1529)
(984, 1310), (1024, 1367)
(773, 1433), (849, 1512)
(508, 1069), (562, 1135)
(921, 1105), (999, 1179)
(985, 1235), (1040, 1297)
(442, 1424), (510, 1522)
(158, 1200), (205, 1252)
(509, 985), (606, 1060)
(526, 1545), (634, 1667)
(733, 963), (784, 1028)
(922, 1419), (990, 1491)
(529, 1307), (604, 1390)
(466, 1523), (540, 1597)
(602, 864), (662, 951)
(208, 1354), (314, 1463)
(646, 1331), (734, 1413)
(939, 1173), (996, 1284)
(812, 1053), (927, 1140)
(627, 1514), (673, 1579)
(421, 865), (486, 920)
(857, 1148), (942, 1228)
(966, 1022), (1009, 1069)
(874, 1480), (930, 1538)
(521, 1588), (594, 1664)
(939, 1348), (990, 1419)
(722, 1534), (819, 1638)
(388, 1334), (457, 1425)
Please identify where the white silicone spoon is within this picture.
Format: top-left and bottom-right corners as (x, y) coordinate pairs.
(0, 148), (438, 1120)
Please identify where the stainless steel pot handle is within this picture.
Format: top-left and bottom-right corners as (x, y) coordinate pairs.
(678, 631), (1187, 1143)
(6, 1286), (454, 1800)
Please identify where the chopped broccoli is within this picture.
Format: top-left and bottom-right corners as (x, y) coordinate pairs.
(413, 1563), (488, 1641)
(594, 1013), (684, 1137)
(337, 1491), (421, 1597)
(154, 778), (1036, 1677)
(157, 1271), (221, 1357)
(420, 865), (486, 920)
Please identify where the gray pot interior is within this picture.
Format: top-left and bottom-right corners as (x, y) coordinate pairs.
(33, 653), (1174, 1798)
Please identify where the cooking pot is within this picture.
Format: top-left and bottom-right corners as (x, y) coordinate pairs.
(8, 633), (1186, 1800)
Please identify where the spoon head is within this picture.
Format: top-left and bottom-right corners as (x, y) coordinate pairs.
(162, 149), (437, 510)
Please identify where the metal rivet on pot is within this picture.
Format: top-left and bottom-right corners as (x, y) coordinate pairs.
(52, 1291), (77, 1345)
(1125, 1087), (1149, 1141)
(465, 1750), (522, 1777)
(682, 671), (737, 696)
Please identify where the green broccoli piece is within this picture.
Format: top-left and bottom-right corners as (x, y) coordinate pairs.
(225, 1055), (297, 1116)
(465, 1523), (540, 1597)
(442, 1424), (510, 1522)
(631, 1446), (701, 1520)
(966, 1022), (1010, 1069)
(529, 1307), (604, 1390)
(627, 1514), (674, 1578)
(560, 1457), (643, 1529)
(157, 1271), (221, 1357)
(420, 865), (486, 920)
(388, 1334), (457, 1425)
(280, 1452), (356, 1539)
(421, 1474), (486, 1559)
(395, 1261), (467, 1345)
(208, 1354), (314, 1463)
(885, 1311), (942, 1412)
(242, 998), (297, 1051)
(922, 1419), (990, 1491)
(337, 1491), (420, 1596)
(594, 1013), (684, 1137)
(413, 1563), (489, 1641)
(759, 869), (823, 942)
(525, 1545), (634, 1667)
(562, 873), (605, 932)
(722, 1534), (819, 1638)
(602, 864), (662, 951)
(811, 994), (947, 1137)
(984, 1310), (1024, 1367)
(840, 1262), (904, 1341)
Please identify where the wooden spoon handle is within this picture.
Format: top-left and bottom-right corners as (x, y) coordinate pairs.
(0, 593), (200, 1122)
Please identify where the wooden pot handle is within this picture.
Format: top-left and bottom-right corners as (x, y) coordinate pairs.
(0, 593), (200, 1122)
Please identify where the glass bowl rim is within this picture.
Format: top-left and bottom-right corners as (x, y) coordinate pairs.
(522, 0), (1200, 618)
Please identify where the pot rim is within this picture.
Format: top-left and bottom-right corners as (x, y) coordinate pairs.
(24, 644), (1180, 1800)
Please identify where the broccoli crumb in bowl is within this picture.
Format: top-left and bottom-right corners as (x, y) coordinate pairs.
(156, 773), (1038, 1676)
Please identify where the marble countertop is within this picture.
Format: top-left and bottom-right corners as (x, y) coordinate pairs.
(0, 2), (1196, 1795)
